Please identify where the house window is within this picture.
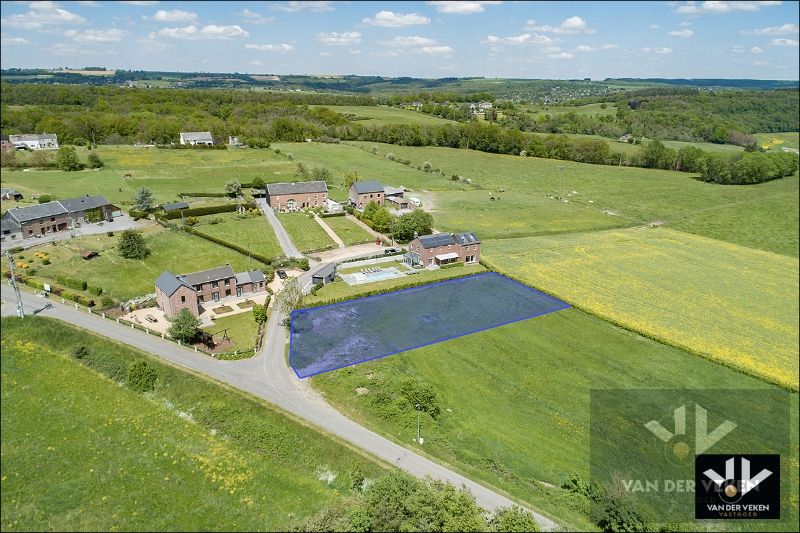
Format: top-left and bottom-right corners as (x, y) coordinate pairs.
(428, 258), (434, 266)
(199, 295), (204, 303)
(212, 281), (219, 288)
(181, 295), (186, 303)
(51, 217), (55, 222)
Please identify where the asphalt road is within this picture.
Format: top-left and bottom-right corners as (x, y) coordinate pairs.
(1, 266), (558, 531)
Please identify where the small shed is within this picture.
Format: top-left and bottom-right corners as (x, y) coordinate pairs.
(311, 263), (337, 285)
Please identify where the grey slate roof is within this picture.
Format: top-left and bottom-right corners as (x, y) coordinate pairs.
(3, 201), (67, 223)
(180, 131), (213, 142)
(162, 201), (190, 212)
(181, 264), (235, 286)
(312, 262), (337, 279)
(452, 232), (480, 245)
(155, 271), (193, 296)
(1, 188), (22, 198)
(1, 218), (21, 232)
(352, 181), (384, 194)
(418, 233), (456, 249)
(266, 181), (328, 195)
(59, 195), (112, 213)
(383, 185), (406, 196)
(235, 270), (266, 285)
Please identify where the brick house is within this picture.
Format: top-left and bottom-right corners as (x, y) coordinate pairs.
(349, 181), (385, 209)
(155, 271), (198, 318)
(155, 265), (268, 317)
(265, 181), (328, 211)
(1, 195), (120, 239)
(405, 232), (480, 267)
(1, 135), (13, 151)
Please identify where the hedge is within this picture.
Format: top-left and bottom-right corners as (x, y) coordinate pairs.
(320, 212), (346, 218)
(161, 202), (255, 220)
(176, 192), (229, 198)
(56, 275), (87, 291)
(157, 144), (227, 150)
(298, 270), (479, 309)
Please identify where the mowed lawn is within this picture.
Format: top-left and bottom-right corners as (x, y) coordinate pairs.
(323, 216), (374, 245)
(194, 213), (284, 260)
(1, 317), (386, 531)
(12, 224), (258, 300)
(205, 311), (261, 352)
(276, 213), (336, 252)
(313, 309), (800, 531)
(0, 145), (296, 206)
(311, 105), (457, 126)
(351, 142), (799, 256)
(483, 227), (800, 390)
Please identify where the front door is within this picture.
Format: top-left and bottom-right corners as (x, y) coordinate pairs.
(213, 292), (219, 302)
(236, 286), (242, 297)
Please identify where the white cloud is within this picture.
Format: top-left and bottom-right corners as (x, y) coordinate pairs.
(316, 31), (361, 46)
(483, 33), (555, 45)
(151, 24), (249, 40)
(679, 21), (692, 27)
(601, 43), (619, 49)
(576, 45), (594, 52)
(245, 43), (294, 52)
(249, 60), (263, 66)
(542, 46), (562, 53)
(741, 23), (799, 36)
(669, 29), (694, 37)
(239, 8), (273, 24)
(1, 37), (30, 45)
(363, 11), (430, 27)
(548, 51), (574, 59)
(70, 28), (124, 42)
(753, 60), (770, 66)
(151, 9), (198, 23)
(649, 24), (660, 29)
(426, 1), (502, 14)
(525, 16), (595, 34)
(641, 47), (673, 54)
(119, 1), (159, 5)
(770, 38), (799, 46)
(1, 2), (86, 29)
(270, 1), (334, 13)
(730, 44), (746, 53)
(380, 36), (437, 47)
(750, 46), (764, 53)
(349, 49), (362, 55)
(420, 45), (455, 55)
(674, 1), (782, 15)
(76, 1), (99, 6)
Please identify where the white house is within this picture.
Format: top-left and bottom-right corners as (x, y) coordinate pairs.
(9, 133), (59, 150)
(324, 198), (343, 213)
(228, 136), (243, 147)
(179, 131), (214, 146)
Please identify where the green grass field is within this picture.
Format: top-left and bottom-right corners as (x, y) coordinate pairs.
(0, 145), (296, 206)
(312, 308), (799, 531)
(205, 311), (261, 352)
(303, 263), (486, 306)
(483, 227), (799, 390)
(311, 105), (457, 126)
(194, 213), (284, 260)
(521, 102), (619, 117)
(276, 213), (336, 252)
(8, 224), (258, 300)
(348, 141), (799, 256)
(755, 132), (800, 153)
(272, 142), (467, 201)
(1, 317), (387, 531)
(322, 216), (374, 245)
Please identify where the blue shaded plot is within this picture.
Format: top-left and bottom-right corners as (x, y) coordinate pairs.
(289, 272), (570, 378)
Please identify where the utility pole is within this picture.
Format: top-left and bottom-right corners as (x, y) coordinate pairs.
(5, 251), (25, 318)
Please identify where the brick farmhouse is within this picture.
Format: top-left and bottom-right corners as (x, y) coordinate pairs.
(349, 181), (384, 209)
(265, 181), (328, 211)
(155, 265), (267, 318)
(1, 195), (120, 242)
(405, 232), (481, 267)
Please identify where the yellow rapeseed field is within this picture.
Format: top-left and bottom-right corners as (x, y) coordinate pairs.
(484, 227), (799, 390)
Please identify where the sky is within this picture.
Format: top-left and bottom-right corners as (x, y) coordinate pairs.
(1, 1), (798, 79)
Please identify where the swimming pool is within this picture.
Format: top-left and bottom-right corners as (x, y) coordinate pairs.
(342, 267), (405, 285)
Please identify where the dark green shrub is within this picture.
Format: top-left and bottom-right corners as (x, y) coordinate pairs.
(127, 360), (158, 393)
(100, 295), (115, 309)
(56, 275), (87, 291)
(38, 195), (52, 204)
(400, 378), (440, 418)
(88, 286), (103, 296)
(71, 344), (89, 359)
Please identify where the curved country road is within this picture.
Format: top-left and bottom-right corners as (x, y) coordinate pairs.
(1, 264), (558, 531)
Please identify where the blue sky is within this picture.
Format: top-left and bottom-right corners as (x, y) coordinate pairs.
(1, 1), (798, 79)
